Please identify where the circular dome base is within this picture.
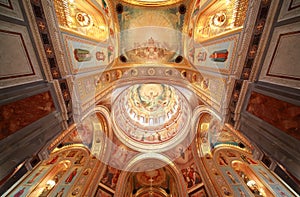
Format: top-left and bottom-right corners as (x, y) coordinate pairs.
(112, 84), (191, 152)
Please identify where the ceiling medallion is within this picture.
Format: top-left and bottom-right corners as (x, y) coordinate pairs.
(112, 84), (191, 152)
(121, 0), (182, 6)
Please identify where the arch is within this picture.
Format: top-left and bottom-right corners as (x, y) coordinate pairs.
(192, 105), (222, 157)
(115, 153), (188, 197)
(72, 65), (226, 126)
(76, 105), (113, 163)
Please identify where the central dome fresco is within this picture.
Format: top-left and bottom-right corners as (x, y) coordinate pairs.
(127, 84), (179, 127)
(112, 84), (192, 152)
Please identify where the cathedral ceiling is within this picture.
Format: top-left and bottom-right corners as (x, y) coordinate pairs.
(119, 0), (183, 7)
(34, 0), (252, 155)
(2, 0), (300, 196)
(1, 0), (268, 195)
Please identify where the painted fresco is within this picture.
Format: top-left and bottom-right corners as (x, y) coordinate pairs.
(136, 168), (167, 186)
(0, 91), (55, 140)
(53, 0), (108, 41)
(112, 83), (192, 152)
(100, 166), (121, 190)
(194, 34), (239, 74)
(201, 150), (233, 196)
(108, 137), (137, 170)
(93, 0), (117, 64)
(219, 166), (253, 196)
(118, 5), (185, 63)
(76, 112), (106, 150)
(194, 0), (249, 42)
(181, 162), (202, 191)
(197, 114), (215, 156)
(198, 117), (248, 153)
(129, 167), (177, 196)
(232, 161), (274, 196)
(63, 34), (108, 74)
(172, 142), (203, 193)
(62, 130), (83, 145)
(193, 74), (226, 106)
(247, 91), (300, 141)
(172, 144), (193, 165)
(209, 127), (240, 150)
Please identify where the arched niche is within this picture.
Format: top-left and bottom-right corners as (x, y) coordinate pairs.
(115, 153), (188, 197)
(76, 106), (112, 163)
(192, 105), (222, 158)
(36, 106), (112, 170)
(7, 145), (102, 197)
(194, 105), (253, 160)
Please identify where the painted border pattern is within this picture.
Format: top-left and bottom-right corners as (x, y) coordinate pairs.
(29, 0), (73, 125)
(227, 0), (271, 125)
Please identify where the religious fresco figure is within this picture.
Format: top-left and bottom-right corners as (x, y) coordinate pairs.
(101, 166), (120, 189)
(258, 168), (274, 183)
(241, 154), (257, 164)
(13, 187), (25, 197)
(218, 153), (228, 165)
(38, 182), (54, 197)
(72, 188), (80, 196)
(55, 188), (65, 197)
(67, 151), (77, 157)
(83, 168), (91, 175)
(137, 169), (165, 186)
(182, 165), (201, 189)
(47, 155), (59, 165)
(226, 170), (236, 184)
(65, 168), (78, 184)
(222, 187), (231, 196)
(209, 49), (228, 62)
(74, 154), (85, 165)
(238, 188), (246, 197)
(226, 150), (236, 158)
(28, 168), (44, 183)
(179, 147), (185, 159)
(96, 51), (106, 61)
(75, 12), (92, 27)
(74, 49), (92, 62)
(197, 51), (207, 62)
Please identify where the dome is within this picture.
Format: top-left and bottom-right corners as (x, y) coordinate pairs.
(112, 84), (192, 152)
